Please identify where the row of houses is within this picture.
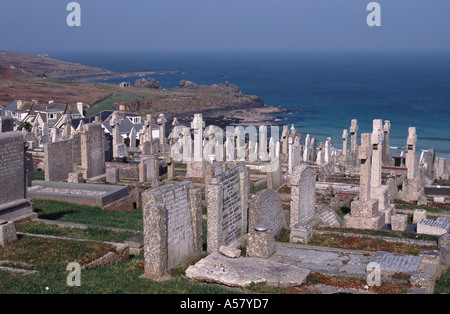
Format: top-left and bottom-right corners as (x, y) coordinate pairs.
(1, 99), (158, 141)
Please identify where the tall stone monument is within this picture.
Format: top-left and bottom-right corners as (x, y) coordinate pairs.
(370, 119), (395, 223)
(344, 133), (384, 230)
(0, 132), (35, 220)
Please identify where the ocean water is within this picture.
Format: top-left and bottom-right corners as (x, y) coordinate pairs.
(49, 50), (450, 161)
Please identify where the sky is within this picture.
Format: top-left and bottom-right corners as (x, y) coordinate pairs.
(1, 0), (450, 54)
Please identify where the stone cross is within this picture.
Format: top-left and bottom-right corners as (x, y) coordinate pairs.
(342, 129), (348, 157)
(157, 114), (167, 153)
(426, 148), (435, 179)
(145, 114), (153, 142)
(310, 137), (317, 163)
(191, 114), (205, 162)
(371, 119), (384, 189)
(62, 114), (72, 139)
(350, 119), (358, 153)
(406, 127), (417, 180)
(383, 120), (391, 164)
(129, 126), (136, 148)
(303, 134), (310, 161)
(281, 125), (289, 155)
(42, 122), (49, 136)
(109, 111), (124, 158)
(259, 125), (270, 162)
(324, 137), (331, 163)
(359, 133), (373, 202)
(316, 141), (324, 165)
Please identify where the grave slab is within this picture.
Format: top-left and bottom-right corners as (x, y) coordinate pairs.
(370, 251), (422, 275)
(185, 252), (310, 288)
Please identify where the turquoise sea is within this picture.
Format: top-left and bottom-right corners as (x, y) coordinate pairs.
(49, 50), (450, 161)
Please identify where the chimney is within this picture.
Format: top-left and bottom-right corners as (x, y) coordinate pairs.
(16, 99), (23, 108)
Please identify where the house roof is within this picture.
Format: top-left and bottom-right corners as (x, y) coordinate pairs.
(71, 110), (146, 134)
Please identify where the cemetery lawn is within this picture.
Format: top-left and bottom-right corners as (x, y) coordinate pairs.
(435, 268), (450, 294)
(308, 234), (437, 255)
(0, 235), (114, 269)
(0, 254), (238, 294)
(33, 170), (45, 181)
(15, 220), (135, 243)
(33, 199), (143, 230)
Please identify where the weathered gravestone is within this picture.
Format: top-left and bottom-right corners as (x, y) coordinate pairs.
(207, 164), (249, 253)
(417, 218), (450, 236)
(0, 116), (14, 133)
(142, 181), (202, 278)
(370, 251), (422, 275)
(0, 131), (34, 220)
(0, 220), (18, 246)
(249, 189), (286, 236)
(344, 133), (384, 230)
(44, 139), (73, 181)
(80, 122), (106, 179)
(290, 165), (316, 227)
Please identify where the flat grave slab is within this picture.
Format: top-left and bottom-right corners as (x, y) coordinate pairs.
(185, 252), (310, 288)
(369, 251), (422, 275)
(28, 180), (129, 208)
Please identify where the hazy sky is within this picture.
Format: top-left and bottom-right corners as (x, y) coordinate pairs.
(1, 0), (450, 53)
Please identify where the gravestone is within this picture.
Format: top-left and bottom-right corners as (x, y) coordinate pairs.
(426, 149), (435, 180)
(81, 122), (106, 179)
(142, 181), (202, 278)
(391, 214), (408, 232)
(383, 120), (393, 166)
(187, 114), (206, 178)
(0, 116), (14, 133)
(0, 220), (18, 246)
(370, 119), (395, 223)
(106, 167), (120, 184)
(417, 218), (450, 236)
(344, 133), (384, 230)
(104, 133), (113, 162)
(207, 164), (249, 253)
(342, 129), (348, 157)
(316, 207), (344, 228)
(249, 189), (286, 236)
(288, 130), (301, 174)
(370, 251), (422, 275)
(290, 165), (316, 227)
(246, 225), (276, 258)
(290, 223), (312, 244)
(44, 139), (73, 181)
(398, 127), (426, 203)
(0, 131), (34, 220)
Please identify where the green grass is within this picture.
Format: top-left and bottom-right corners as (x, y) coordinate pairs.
(395, 204), (450, 214)
(274, 227), (290, 243)
(33, 199), (143, 230)
(0, 236), (114, 269)
(0, 254), (237, 294)
(318, 226), (439, 242)
(435, 268), (450, 294)
(34, 170), (45, 181)
(16, 220), (134, 243)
